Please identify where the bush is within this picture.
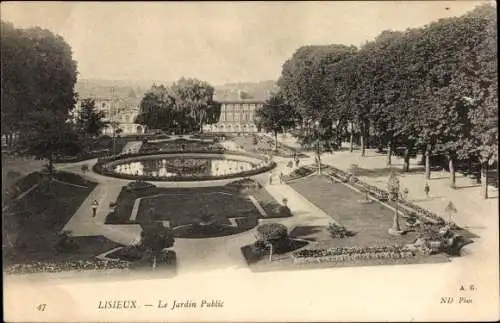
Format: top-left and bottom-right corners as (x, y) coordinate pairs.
(327, 223), (355, 239)
(126, 181), (157, 192)
(256, 223), (288, 242)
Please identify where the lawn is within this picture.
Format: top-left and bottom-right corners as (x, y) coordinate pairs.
(3, 179), (112, 265)
(289, 175), (419, 248)
(105, 179), (288, 238)
(240, 174), (452, 271)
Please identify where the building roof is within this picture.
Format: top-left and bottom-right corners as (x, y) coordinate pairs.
(219, 100), (264, 104)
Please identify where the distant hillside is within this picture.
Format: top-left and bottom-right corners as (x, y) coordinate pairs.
(75, 79), (278, 102)
(75, 79), (165, 100)
(213, 80), (278, 101)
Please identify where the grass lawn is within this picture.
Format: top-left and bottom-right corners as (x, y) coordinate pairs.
(106, 179), (289, 237)
(289, 175), (420, 248)
(3, 179), (112, 264)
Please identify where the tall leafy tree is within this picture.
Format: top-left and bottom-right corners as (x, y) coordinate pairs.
(17, 110), (81, 173)
(1, 22), (78, 160)
(256, 93), (298, 150)
(75, 98), (108, 138)
(169, 77), (216, 133)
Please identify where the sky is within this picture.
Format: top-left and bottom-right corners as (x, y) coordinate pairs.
(1, 1), (491, 85)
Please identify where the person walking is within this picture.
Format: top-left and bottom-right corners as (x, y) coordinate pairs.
(402, 188), (409, 200)
(279, 172), (284, 184)
(268, 172), (273, 185)
(91, 200), (99, 217)
(295, 157), (300, 168)
(424, 182), (430, 198)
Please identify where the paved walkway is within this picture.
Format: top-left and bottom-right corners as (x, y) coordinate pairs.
(51, 135), (498, 273)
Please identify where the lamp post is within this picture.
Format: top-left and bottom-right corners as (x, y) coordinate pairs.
(313, 120), (322, 175)
(388, 171), (403, 235)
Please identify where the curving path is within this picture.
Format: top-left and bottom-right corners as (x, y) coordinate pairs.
(55, 141), (335, 272)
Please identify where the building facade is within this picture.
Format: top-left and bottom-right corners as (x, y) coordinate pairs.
(203, 100), (264, 134)
(73, 97), (145, 135)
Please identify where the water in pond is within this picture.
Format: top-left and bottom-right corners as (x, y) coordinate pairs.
(112, 156), (258, 178)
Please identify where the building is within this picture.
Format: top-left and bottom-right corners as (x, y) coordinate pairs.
(203, 90), (266, 134)
(73, 96), (146, 135)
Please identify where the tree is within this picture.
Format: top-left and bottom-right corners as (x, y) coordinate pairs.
(256, 93), (297, 150)
(296, 119), (337, 175)
(109, 121), (121, 155)
(17, 110), (82, 174)
(2, 22), (78, 162)
(169, 77), (216, 134)
(75, 98), (108, 139)
(140, 222), (175, 269)
(1, 22), (78, 148)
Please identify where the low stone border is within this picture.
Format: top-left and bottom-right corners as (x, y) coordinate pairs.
(291, 246), (416, 264)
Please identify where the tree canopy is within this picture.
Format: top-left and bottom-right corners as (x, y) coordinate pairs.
(276, 3), (497, 196)
(135, 78), (219, 134)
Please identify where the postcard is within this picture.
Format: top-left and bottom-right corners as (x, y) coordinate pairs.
(2, 1), (498, 322)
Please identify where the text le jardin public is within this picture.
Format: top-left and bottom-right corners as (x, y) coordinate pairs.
(98, 299), (224, 310)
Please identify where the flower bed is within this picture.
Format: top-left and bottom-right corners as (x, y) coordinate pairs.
(325, 167), (352, 183)
(4, 260), (130, 275)
(291, 246), (416, 264)
(397, 199), (446, 225)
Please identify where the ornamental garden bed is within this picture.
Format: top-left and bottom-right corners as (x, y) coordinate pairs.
(105, 178), (291, 238)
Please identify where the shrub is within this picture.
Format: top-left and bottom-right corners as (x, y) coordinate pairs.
(126, 181), (157, 192)
(327, 223), (355, 239)
(276, 205), (292, 217)
(256, 223), (288, 242)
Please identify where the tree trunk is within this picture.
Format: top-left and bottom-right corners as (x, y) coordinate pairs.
(448, 155), (456, 189)
(386, 139), (393, 166)
(274, 131), (278, 151)
(317, 151), (322, 175)
(425, 148), (431, 180)
(403, 147), (411, 172)
(480, 160), (488, 199)
(349, 131), (354, 152)
(360, 123), (366, 157)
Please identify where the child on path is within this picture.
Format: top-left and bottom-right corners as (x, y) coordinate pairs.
(91, 200), (99, 217)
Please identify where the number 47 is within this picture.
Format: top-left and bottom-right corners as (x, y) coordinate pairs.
(36, 304), (47, 312)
